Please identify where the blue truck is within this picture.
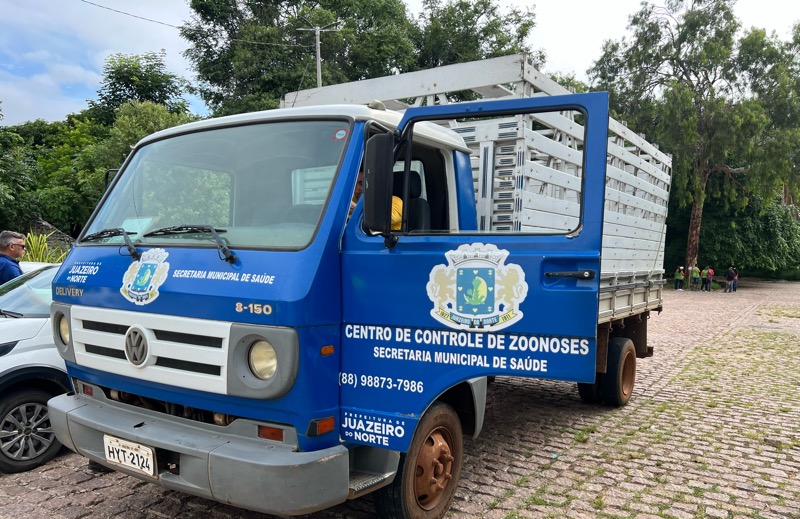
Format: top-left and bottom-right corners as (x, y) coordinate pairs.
(48, 57), (670, 518)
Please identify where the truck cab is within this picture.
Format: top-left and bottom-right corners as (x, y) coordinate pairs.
(49, 92), (618, 518)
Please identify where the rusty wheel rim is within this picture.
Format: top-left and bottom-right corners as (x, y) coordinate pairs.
(621, 348), (635, 397)
(413, 426), (455, 510)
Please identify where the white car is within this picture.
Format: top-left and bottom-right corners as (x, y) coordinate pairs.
(0, 263), (68, 473)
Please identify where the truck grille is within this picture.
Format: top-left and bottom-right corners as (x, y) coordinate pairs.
(71, 306), (231, 394)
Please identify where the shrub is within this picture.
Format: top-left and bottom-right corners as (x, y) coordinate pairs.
(25, 232), (69, 263)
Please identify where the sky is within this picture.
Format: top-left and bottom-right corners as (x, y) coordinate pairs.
(1, 0), (799, 126)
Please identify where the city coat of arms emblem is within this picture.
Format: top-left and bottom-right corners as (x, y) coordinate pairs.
(426, 243), (528, 332)
(120, 248), (170, 305)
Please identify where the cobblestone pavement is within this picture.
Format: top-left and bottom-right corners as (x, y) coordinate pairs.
(1, 280), (798, 519)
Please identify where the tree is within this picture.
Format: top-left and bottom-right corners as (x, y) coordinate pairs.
(92, 100), (196, 176)
(181, 0), (416, 115)
(589, 0), (793, 273)
(29, 118), (102, 234)
(181, 0), (542, 115)
(87, 51), (189, 126)
(700, 196), (800, 271)
(411, 0), (540, 71)
(0, 128), (36, 230)
(734, 25), (800, 206)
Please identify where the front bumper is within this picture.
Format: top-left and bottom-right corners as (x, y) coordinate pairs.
(48, 393), (349, 516)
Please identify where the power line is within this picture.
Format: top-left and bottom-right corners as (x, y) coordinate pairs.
(79, 0), (312, 49)
(80, 0), (178, 28)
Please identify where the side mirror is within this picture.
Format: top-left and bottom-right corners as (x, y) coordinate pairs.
(363, 133), (394, 235)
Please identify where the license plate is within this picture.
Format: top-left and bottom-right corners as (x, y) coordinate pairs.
(103, 435), (156, 477)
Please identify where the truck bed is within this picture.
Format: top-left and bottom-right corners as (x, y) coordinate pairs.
(457, 110), (670, 323)
(282, 54), (672, 323)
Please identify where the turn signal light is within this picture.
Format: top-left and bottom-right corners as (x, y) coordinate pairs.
(307, 416), (335, 436)
(320, 345), (334, 356)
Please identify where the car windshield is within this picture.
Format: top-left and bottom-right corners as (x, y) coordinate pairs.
(0, 265), (59, 318)
(82, 119), (352, 250)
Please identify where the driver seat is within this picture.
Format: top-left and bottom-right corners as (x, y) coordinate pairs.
(393, 170), (430, 232)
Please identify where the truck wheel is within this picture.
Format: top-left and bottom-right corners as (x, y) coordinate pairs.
(601, 338), (636, 407)
(0, 389), (62, 473)
(577, 376), (603, 404)
(374, 402), (462, 519)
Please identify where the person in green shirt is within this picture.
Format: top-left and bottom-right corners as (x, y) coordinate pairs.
(690, 264), (701, 291)
(674, 266), (685, 291)
(700, 267), (709, 292)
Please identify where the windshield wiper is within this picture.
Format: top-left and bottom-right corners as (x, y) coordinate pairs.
(0, 309), (23, 318)
(82, 228), (141, 261)
(143, 225), (237, 264)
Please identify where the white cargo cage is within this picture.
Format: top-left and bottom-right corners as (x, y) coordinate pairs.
(282, 54), (672, 324)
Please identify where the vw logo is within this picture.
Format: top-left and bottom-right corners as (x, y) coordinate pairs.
(124, 328), (149, 367)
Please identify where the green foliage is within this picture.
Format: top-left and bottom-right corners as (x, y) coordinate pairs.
(92, 101), (197, 171)
(0, 50), (192, 238)
(0, 128), (37, 229)
(24, 232), (69, 263)
(1, 101), (195, 237)
(700, 196), (800, 271)
(412, 0), (540, 70)
(7, 119), (67, 148)
(182, 0), (541, 116)
(548, 73), (589, 93)
(27, 118), (103, 234)
(87, 51), (189, 126)
(182, 0), (415, 114)
(589, 0), (800, 273)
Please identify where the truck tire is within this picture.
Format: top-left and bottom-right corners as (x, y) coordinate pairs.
(577, 376), (603, 404)
(374, 402), (462, 519)
(0, 389), (62, 473)
(601, 337), (636, 407)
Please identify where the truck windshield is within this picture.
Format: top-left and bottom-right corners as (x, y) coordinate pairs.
(83, 119), (351, 250)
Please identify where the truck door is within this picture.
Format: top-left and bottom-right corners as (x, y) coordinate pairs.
(340, 93), (608, 452)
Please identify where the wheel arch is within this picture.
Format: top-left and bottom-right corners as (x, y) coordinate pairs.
(597, 312), (651, 374)
(0, 366), (71, 398)
(609, 312), (650, 358)
(433, 376), (487, 438)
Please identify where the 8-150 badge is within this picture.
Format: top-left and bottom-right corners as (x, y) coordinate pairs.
(235, 302), (273, 315)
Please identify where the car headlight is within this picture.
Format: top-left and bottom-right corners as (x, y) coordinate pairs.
(58, 314), (71, 344)
(248, 340), (277, 380)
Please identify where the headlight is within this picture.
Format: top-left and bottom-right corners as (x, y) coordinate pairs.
(248, 340), (277, 380)
(58, 314), (71, 344)
(227, 326), (299, 398)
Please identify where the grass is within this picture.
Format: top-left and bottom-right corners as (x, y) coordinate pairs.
(574, 424), (597, 443)
(768, 308), (800, 319)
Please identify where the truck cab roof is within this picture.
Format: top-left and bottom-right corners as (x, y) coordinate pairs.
(137, 104), (472, 154)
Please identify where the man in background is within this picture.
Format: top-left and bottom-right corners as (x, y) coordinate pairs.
(0, 230), (26, 284)
(690, 264), (701, 291)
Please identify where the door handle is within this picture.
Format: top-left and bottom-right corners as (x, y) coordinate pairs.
(545, 270), (596, 280)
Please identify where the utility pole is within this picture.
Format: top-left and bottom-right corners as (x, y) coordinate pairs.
(298, 21), (339, 88)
